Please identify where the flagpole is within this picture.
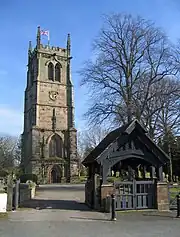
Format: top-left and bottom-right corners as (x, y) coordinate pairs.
(48, 31), (50, 46)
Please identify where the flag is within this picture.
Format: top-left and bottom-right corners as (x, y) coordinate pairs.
(40, 30), (50, 41)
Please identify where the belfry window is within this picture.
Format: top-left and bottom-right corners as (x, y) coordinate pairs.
(48, 62), (54, 81)
(49, 134), (63, 158)
(55, 63), (61, 82)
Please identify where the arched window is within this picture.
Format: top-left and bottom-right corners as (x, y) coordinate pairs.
(49, 134), (63, 158)
(48, 62), (54, 81)
(55, 63), (61, 82)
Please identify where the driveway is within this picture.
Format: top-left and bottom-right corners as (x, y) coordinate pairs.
(0, 184), (180, 237)
(10, 184), (107, 221)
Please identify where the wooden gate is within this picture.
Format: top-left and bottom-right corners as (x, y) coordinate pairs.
(114, 180), (155, 210)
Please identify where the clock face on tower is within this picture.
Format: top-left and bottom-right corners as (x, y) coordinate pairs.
(49, 91), (58, 101)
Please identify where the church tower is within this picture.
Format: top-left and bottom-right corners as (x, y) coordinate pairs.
(21, 27), (78, 183)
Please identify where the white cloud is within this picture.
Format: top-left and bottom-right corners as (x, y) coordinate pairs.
(0, 106), (23, 136)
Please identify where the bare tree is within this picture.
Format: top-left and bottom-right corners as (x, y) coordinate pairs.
(80, 13), (178, 128)
(132, 76), (180, 139)
(155, 79), (180, 137)
(77, 126), (109, 160)
(77, 126), (109, 176)
(0, 135), (21, 172)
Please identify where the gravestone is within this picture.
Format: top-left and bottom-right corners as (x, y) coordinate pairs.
(162, 172), (166, 182)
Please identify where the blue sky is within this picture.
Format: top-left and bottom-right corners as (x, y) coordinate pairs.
(0, 0), (180, 136)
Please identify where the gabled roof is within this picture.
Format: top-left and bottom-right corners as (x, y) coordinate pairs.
(82, 119), (170, 166)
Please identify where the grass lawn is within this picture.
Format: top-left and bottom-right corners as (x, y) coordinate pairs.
(169, 186), (180, 200)
(107, 176), (122, 183)
(0, 213), (8, 219)
(70, 176), (87, 184)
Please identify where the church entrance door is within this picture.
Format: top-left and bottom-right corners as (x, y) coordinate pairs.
(50, 165), (62, 183)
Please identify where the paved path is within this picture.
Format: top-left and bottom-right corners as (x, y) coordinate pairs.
(9, 184), (107, 222)
(0, 184), (180, 237)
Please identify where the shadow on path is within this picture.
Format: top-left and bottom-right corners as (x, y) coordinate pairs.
(20, 184), (92, 212)
(70, 216), (110, 222)
(22, 199), (91, 211)
(36, 184), (85, 192)
(142, 212), (177, 219)
(115, 210), (177, 221)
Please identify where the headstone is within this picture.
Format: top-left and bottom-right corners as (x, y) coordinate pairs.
(146, 172), (150, 178)
(166, 174), (169, 182)
(116, 171), (119, 177)
(162, 172), (166, 181)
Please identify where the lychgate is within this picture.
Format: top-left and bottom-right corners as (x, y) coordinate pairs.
(83, 119), (170, 212)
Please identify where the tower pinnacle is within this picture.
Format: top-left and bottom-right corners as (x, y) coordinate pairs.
(67, 33), (71, 56)
(37, 26), (41, 49)
(28, 41), (32, 52)
(28, 41), (32, 58)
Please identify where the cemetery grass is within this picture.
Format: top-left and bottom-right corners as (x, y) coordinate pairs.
(71, 176), (87, 183)
(169, 187), (180, 199)
(0, 213), (8, 219)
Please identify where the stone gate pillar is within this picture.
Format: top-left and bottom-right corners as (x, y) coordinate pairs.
(156, 182), (169, 211)
(101, 184), (114, 212)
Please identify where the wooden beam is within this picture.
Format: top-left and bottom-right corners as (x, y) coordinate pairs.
(108, 149), (158, 166)
(136, 131), (169, 165)
(124, 120), (136, 134)
(96, 134), (130, 164)
(96, 140), (118, 164)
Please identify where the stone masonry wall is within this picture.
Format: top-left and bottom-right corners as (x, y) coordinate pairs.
(22, 37), (79, 183)
(69, 128), (77, 162)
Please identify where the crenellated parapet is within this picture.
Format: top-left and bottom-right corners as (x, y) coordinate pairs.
(27, 26), (70, 60)
(40, 44), (66, 52)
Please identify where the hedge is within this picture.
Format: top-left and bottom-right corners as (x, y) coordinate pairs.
(20, 173), (38, 184)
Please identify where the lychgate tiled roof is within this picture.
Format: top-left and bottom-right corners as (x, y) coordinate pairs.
(82, 119), (170, 167)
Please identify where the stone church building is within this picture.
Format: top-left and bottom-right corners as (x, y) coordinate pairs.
(21, 27), (79, 184)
